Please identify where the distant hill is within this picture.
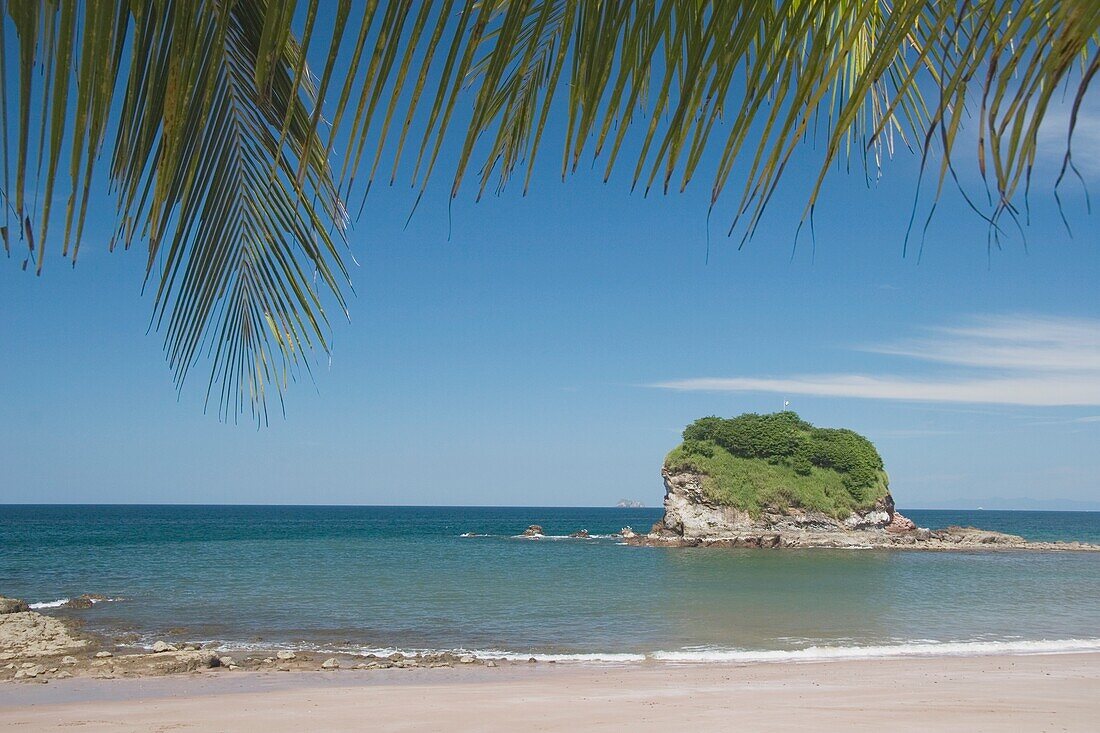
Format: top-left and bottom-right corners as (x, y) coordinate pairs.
(615, 499), (646, 508)
(665, 411), (889, 519)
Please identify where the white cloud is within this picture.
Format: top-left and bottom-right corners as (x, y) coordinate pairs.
(1037, 102), (1100, 178)
(652, 315), (1100, 407)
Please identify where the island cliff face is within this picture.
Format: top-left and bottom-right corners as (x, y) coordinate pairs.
(631, 467), (1099, 551)
(656, 468), (894, 538)
(629, 412), (1099, 551)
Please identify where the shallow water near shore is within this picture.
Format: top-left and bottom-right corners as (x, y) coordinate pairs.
(2, 505), (1099, 662)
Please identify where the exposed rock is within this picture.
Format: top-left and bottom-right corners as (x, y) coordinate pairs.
(459, 655), (475, 664)
(653, 468), (894, 540)
(630, 468), (1100, 552)
(321, 657), (339, 669)
(276, 650), (296, 660)
(64, 594), (108, 610)
(568, 529), (590, 539)
(886, 512), (918, 533)
(95, 651), (113, 658)
(61, 656), (78, 665)
(0, 610), (89, 659)
(151, 640), (177, 653)
(522, 525), (544, 537)
(0, 597), (30, 614)
(619, 526), (636, 539)
(486, 660), (497, 668)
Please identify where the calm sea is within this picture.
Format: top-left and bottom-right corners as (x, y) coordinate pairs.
(2, 505), (1099, 662)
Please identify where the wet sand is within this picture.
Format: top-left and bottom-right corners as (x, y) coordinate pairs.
(2, 652), (1098, 731)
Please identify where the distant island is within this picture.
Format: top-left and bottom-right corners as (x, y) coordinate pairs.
(628, 412), (1099, 551)
(615, 499), (646, 508)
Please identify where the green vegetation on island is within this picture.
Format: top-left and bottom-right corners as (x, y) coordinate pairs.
(664, 412), (889, 519)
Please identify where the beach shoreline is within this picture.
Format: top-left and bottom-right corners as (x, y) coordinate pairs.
(3, 651), (1098, 731)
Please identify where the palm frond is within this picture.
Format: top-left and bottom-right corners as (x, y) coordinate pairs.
(2, 1), (1097, 419)
(331, 0), (1097, 241)
(1, 0), (347, 422)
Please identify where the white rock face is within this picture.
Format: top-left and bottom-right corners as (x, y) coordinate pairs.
(655, 468), (894, 541)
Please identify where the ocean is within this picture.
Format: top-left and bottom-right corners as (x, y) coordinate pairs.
(2, 505), (1099, 662)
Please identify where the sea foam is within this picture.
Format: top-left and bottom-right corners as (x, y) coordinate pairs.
(651, 637), (1100, 663)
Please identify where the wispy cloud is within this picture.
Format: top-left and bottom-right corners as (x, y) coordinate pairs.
(1038, 105), (1100, 178)
(652, 315), (1100, 407)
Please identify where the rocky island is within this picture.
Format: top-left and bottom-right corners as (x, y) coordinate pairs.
(627, 412), (1100, 551)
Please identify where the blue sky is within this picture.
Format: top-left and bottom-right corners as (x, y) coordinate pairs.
(1, 42), (1099, 508)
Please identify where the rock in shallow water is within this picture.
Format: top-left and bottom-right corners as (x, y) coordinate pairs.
(0, 597), (30, 615)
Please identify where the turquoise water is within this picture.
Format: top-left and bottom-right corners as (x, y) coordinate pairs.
(2, 505), (1099, 661)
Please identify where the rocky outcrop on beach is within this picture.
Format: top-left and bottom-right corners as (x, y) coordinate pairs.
(1, 595), (523, 684)
(627, 469), (1100, 552)
(1, 605), (88, 660)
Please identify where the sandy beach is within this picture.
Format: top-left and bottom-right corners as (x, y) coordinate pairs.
(3, 652), (1098, 732)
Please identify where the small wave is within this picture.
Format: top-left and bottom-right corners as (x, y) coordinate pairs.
(199, 640), (644, 664)
(29, 596), (124, 609)
(509, 534), (619, 541)
(651, 638), (1100, 663)
(133, 638), (1100, 666)
(481, 650), (646, 663)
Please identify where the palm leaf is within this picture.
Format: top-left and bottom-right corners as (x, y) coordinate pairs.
(1, 0), (346, 422)
(2, 1), (1097, 419)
